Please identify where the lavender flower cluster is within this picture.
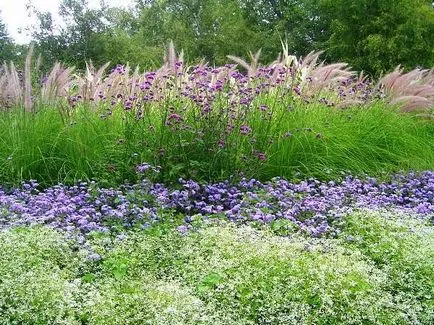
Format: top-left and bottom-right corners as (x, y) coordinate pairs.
(0, 181), (158, 243)
(155, 172), (434, 236)
(1, 172), (433, 240)
(69, 59), (376, 121)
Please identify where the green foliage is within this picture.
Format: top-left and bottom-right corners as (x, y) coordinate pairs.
(0, 14), (19, 63)
(28, 0), (112, 69)
(109, 225), (400, 323)
(264, 102), (434, 180)
(23, 0), (434, 73)
(81, 278), (223, 324)
(0, 107), (123, 186)
(239, 0), (330, 58)
(320, 0), (434, 75)
(136, 0), (264, 65)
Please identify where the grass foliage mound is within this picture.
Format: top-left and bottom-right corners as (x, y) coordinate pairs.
(1, 47), (434, 186)
(1, 103), (434, 187)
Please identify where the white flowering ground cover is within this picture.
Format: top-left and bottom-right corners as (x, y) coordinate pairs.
(0, 210), (433, 324)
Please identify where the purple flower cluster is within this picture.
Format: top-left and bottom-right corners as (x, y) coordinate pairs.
(151, 173), (434, 236)
(0, 181), (158, 241)
(1, 172), (433, 239)
(337, 76), (375, 103)
(70, 57), (378, 122)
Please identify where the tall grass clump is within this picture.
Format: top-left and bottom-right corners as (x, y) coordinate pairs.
(1, 44), (434, 186)
(1, 100), (433, 187)
(0, 107), (123, 186)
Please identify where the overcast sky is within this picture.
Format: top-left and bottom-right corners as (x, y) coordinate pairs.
(0, 0), (134, 44)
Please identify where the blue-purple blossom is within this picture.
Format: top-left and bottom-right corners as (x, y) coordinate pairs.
(136, 163), (152, 173)
(240, 124), (252, 135)
(0, 171), (433, 244)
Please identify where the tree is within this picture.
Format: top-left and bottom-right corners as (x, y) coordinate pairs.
(0, 14), (16, 63)
(136, 0), (265, 65)
(24, 0), (434, 74)
(28, 0), (110, 69)
(238, 0), (330, 58)
(319, 0), (434, 75)
(96, 6), (164, 68)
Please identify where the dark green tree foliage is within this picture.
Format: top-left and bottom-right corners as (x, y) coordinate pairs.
(136, 0), (263, 65)
(29, 0), (110, 69)
(26, 0), (434, 73)
(0, 14), (16, 63)
(30, 11), (60, 66)
(238, 0), (330, 59)
(58, 0), (108, 65)
(320, 0), (434, 75)
(95, 7), (163, 68)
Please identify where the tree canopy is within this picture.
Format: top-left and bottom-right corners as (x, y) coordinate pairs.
(3, 0), (433, 75)
(0, 13), (16, 63)
(320, 0), (434, 75)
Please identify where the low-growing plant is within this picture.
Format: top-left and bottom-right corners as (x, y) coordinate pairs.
(1, 212), (434, 324)
(102, 223), (422, 324)
(0, 227), (80, 324)
(340, 212), (434, 323)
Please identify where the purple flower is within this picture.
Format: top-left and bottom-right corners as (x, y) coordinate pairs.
(177, 225), (188, 234)
(257, 152), (267, 161)
(136, 163), (151, 173)
(1, 171), (434, 245)
(124, 100), (133, 110)
(240, 124), (252, 135)
(168, 113), (183, 122)
(217, 140), (225, 148)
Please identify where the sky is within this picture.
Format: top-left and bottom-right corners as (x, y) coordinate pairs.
(0, 0), (134, 44)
